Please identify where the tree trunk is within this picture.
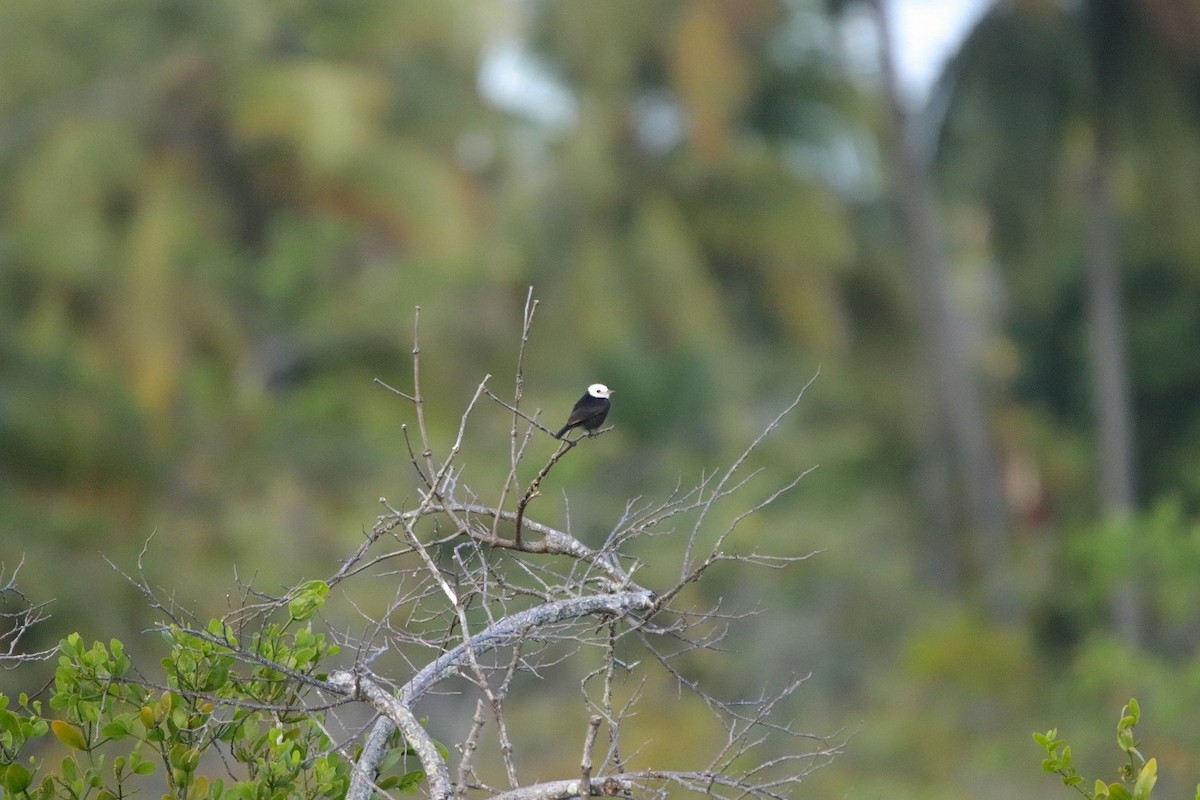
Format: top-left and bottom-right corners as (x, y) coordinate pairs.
(871, 0), (1017, 620)
(1083, 123), (1141, 643)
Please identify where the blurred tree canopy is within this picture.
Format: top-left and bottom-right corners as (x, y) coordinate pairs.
(3, 0), (1200, 797)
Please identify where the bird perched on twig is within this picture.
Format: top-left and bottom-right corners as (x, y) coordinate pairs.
(555, 383), (613, 439)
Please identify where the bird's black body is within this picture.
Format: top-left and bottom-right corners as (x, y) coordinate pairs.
(555, 383), (613, 439)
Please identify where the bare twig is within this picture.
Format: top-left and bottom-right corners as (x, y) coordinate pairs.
(682, 370), (819, 578)
(514, 437), (576, 546)
(410, 306), (439, 486)
(0, 558), (56, 666)
(485, 390), (555, 437)
(492, 288), (542, 542)
(373, 376), (415, 402)
(579, 714), (601, 791)
(456, 698), (489, 799)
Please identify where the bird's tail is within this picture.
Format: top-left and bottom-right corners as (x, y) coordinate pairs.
(554, 425), (570, 439)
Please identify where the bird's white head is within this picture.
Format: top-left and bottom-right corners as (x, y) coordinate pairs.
(587, 383), (613, 398)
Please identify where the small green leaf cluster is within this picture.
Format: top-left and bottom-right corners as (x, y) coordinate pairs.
(372, 729), (443, 793)
(0, 609), (372, 800)
(287, 580), (330, 623)
(1, 694), (50, 796)
(1034, 698), (1198, 800)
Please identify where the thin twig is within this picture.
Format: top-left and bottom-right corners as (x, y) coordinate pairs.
(580, 714), (602, 792)
(456, 699), (489, 799)
(514, 437), (577, 546)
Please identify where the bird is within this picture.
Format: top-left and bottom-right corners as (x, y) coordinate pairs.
(555, 383), (613, 439)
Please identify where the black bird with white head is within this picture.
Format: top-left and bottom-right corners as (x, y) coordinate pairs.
(555, 383), (613, 439)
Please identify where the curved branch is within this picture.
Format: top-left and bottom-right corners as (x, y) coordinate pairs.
(407, 590), (654, 700)
(341, 590), (655, 800)
(327, 671), (453, 800)
(398, 503), (636, 585)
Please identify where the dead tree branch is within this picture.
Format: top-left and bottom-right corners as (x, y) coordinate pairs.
(74, 298), (832, 800)
(336, 590), (656, 800)
(0, 558), (55, 666)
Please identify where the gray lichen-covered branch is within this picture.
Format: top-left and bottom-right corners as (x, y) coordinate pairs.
(334, 590), (656, 800)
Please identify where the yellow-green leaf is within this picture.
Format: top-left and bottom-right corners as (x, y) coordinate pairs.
(1133, 758), (1158, 800)
(187, 775), (209, 800)
(140, 706), (157, 729)
(51, 720), (88, 751)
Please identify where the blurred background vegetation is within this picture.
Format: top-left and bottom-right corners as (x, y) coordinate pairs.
(3, 0), (1200, 796)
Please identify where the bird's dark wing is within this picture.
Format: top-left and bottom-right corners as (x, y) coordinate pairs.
(556, 393), (606, 437)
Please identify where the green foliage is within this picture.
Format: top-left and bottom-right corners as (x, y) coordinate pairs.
(1034, 698), (1200, 800)
(1038, 500), (1200, 659)
(287, 580), (330, 622)
(0, 621), (375, 800)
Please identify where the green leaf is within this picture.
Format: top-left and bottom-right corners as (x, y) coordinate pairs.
(5, 763), (33, 794)
(169, 744), (200, 774)
(51, 720), (88, 751)
(1108, 784), (1134, 800)
(60, 634), (82, 660)
(395, 769), (425, 792)
(132, 759), (157, 776)
(0, 709), (20, 738)
(203, 663), (230, 692)
(101, 714), (135, 740)
(288, 581), (330, 622)
(61, 755), (77, 784)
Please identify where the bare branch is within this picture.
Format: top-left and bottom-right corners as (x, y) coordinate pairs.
(386, 502), (635, 585)
(487, 776), (632, 800)
(514, 437), (577, 546)
(406, 591), (654, 702)
(579, 714), (602, 791)
(456, 699), (489, 799)
(485, 390), (554, 437)
(682, 371), (819, 578)
(328, 671), (452, 800)
(373, 376), (416, 402)
(341, 590), (655, 799)
(0, 558), (55, 666)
